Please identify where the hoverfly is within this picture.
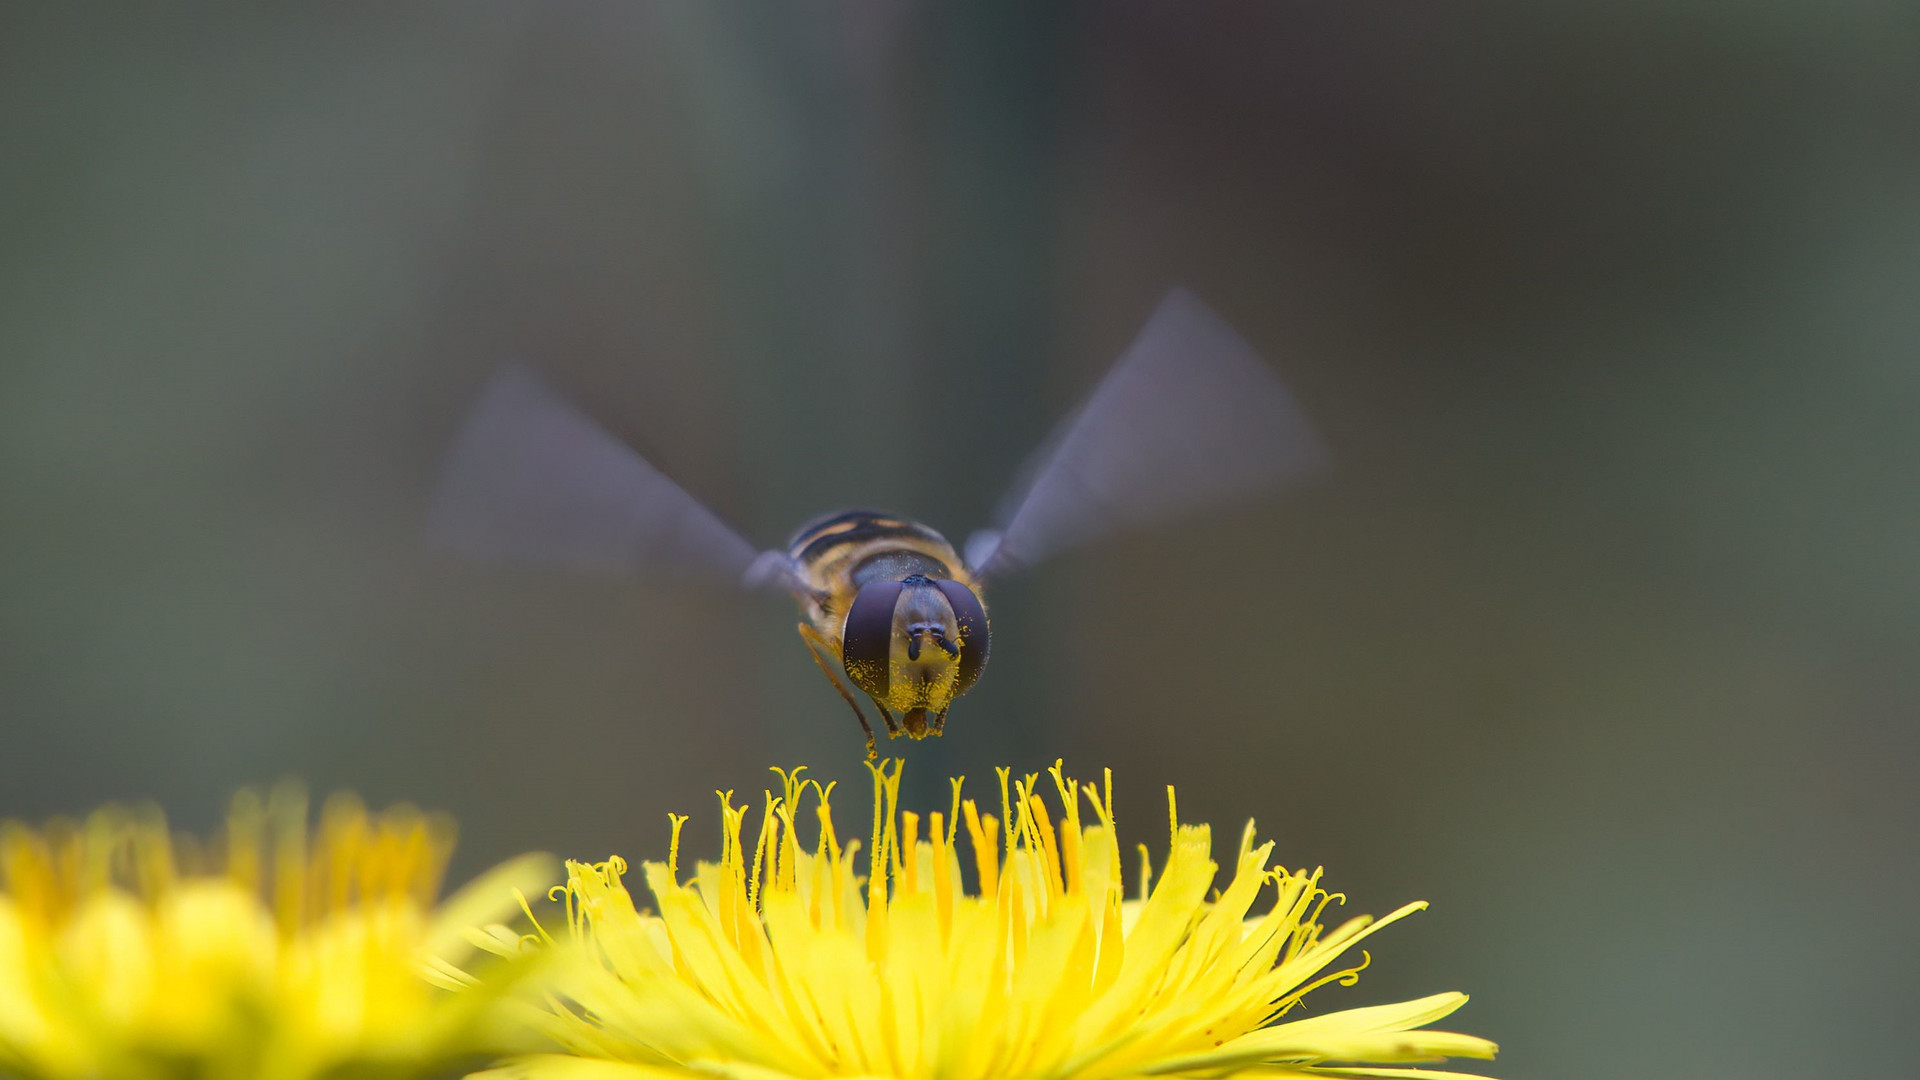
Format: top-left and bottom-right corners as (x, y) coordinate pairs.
(429, 288), (1324, 759)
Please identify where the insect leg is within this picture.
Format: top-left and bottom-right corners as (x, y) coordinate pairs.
(865, 695), (902, 737)
(796, 622), (877, 760)
(931, 707), (948, 735)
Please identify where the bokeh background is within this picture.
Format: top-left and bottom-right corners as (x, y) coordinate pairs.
(5, 4), (1918, 1077)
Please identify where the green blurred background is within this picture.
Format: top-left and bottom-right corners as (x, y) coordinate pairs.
(4, 3), (1917, 1077)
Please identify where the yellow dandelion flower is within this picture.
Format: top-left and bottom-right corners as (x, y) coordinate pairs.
(0, 785), (551, 1080)
(481, 761), (1497, 1080)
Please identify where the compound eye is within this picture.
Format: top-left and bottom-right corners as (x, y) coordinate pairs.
(841, 579), (906, 698)
(931, 579), (990, 695)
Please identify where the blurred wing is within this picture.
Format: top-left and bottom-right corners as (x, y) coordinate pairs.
(427, 365), (764, 585)
(967, 288), (1327, 578)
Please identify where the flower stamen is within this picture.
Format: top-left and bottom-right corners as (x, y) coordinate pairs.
(481, 760), (1497, 1080)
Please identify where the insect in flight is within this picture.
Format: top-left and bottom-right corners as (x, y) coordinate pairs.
(429, 288), (1325, 759)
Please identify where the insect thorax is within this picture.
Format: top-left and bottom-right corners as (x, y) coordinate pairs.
(849, 549), (950, 586)
(788, 510), (972, 635)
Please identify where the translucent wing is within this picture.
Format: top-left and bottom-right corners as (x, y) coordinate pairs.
(428, 365), (767, 585)
(967, 288), (1327, 578)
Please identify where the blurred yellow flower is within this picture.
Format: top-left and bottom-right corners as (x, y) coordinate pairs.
(481, 762), (1497, 1080)
(0, 786), (550, 1080)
